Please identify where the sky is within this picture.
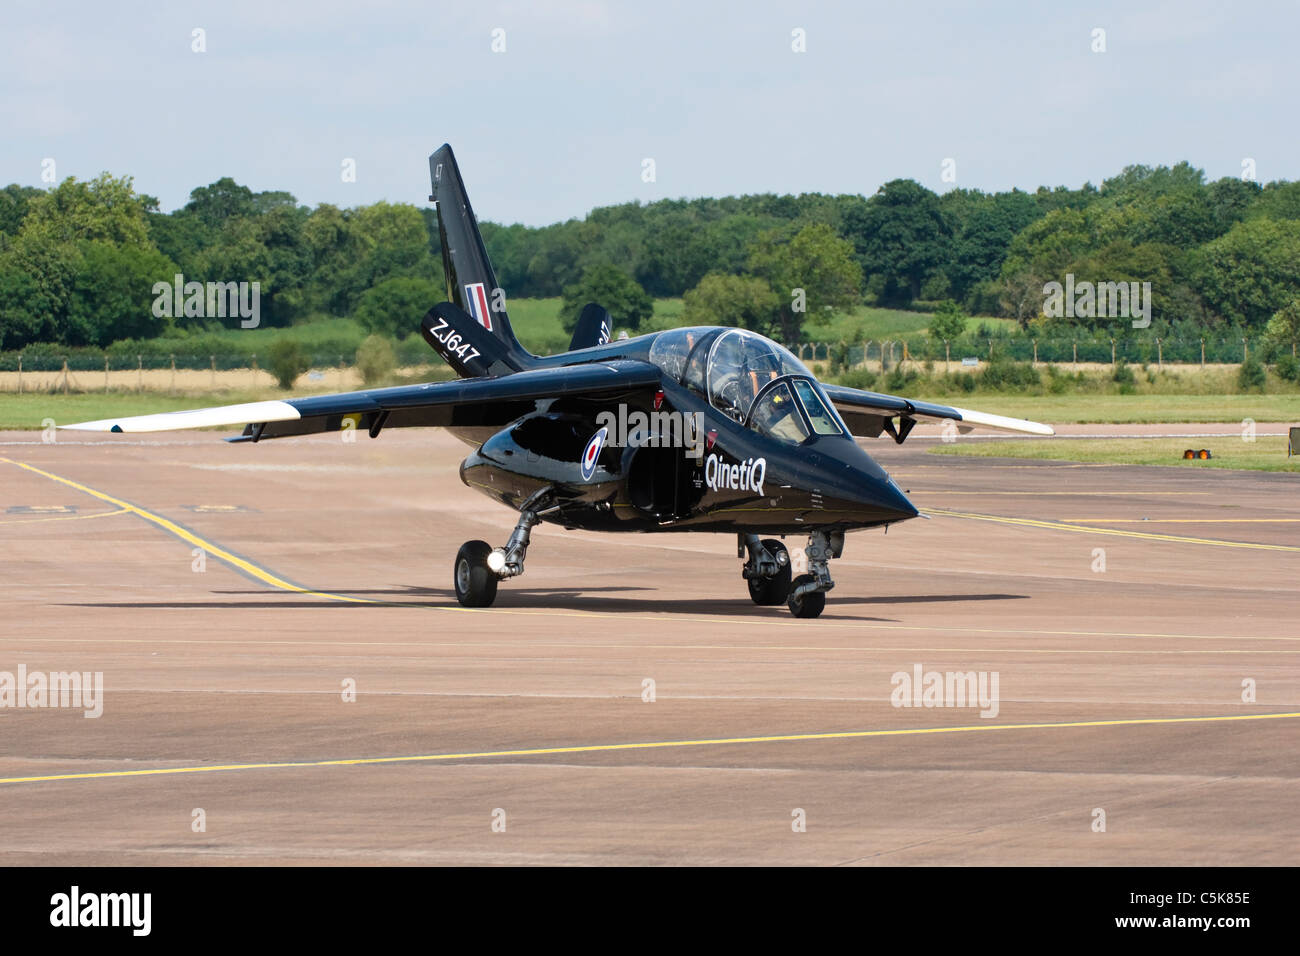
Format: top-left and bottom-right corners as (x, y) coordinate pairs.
(2, 0), (1298, 226)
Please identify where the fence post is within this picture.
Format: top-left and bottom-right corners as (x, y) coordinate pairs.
(1242, 337), (1248, 363)
(988, 339), (993, 361)
(1156, 337), (1162, 369)
(1032, 339), (1037, 366)
(210, 354), (216, 387)
(1072, 341), (1077, 365)
(170, 354), (176, 392)
(252, 353), (258, 385)
(1201, 337), (1205, 366)
(1110, 338), (1116, 367)
(16, 355), (21, 394)
(104, 355), (109, 392)
(63, 358), (69, 394)
(944, 340), (950, 372)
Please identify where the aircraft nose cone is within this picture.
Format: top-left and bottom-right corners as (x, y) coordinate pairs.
(820, 473), (918, 523)
(814, 439), (919, 523)
(878, 476), (919, 520)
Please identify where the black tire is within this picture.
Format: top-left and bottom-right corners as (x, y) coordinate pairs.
(747, 539), (792, 605)
(454, 540), (499, 608)
(787, 574), (826, 619)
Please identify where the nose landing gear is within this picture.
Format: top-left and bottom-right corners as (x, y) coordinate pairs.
(786, 529), (842, 619)
(454, 487), (554, 608)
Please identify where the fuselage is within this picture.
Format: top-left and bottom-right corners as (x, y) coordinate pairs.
(452, 326), (920, 535)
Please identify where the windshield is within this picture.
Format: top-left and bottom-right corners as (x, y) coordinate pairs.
(705, 329), (810, 423)
(792, 378), (844, 435)
(749, 382), (810, 444)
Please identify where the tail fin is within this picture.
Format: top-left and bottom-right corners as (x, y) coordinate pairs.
(428, 144), (534, 372)
(568, 303), (613, 352)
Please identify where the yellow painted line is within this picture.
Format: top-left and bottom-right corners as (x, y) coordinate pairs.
(0, 458), (377, 605)
(1059, 518), (1300, 524)
(0, 507), (129, 525)
(3, 711), (1297, 786)
(928, 508), (1300, 553)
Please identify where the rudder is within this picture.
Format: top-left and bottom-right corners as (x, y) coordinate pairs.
(428, 144), (534, 372)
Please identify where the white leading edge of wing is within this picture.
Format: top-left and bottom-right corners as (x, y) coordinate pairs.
(59, 400), (302, 433)
(944, 406), (1055, 436)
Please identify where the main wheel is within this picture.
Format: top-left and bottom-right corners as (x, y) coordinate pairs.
(747, 539), (792, 605)
(454, 540), (499, 608)
(787, 574), (826, 619)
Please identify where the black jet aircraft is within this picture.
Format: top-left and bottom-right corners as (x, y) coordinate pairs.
(67, 145), (1053, 618)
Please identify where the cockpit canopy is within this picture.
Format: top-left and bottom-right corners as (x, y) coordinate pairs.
(648, 327), (844, 443)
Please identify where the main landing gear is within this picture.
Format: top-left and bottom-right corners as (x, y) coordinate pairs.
(454, 488), (553, 608)
(741, 534), (791, 606)
(742, 530), (842, 618)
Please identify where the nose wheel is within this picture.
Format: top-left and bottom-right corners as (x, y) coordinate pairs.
(454, 487), (554, 608)
(784, 530), (842, 619)
(786, 577), (827, 618)
(454, 540), (499, 607)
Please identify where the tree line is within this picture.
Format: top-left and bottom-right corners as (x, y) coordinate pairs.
(3, 161), (1300, 353)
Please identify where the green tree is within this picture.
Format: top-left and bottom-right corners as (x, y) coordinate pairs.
(268, 338), (309, 390)
(0, 260), (52, 348)
(559, 264), (653, 333)
(16, 173), (153, 248)
(681, 273), (780, 331)
(1264, 299), (1300, 351)
(183, 177), (256, 229)
(842, 179), (948, 304)
(1199, 219), (1300, 327)
(1, 173), (165, 347)
(928, 300), (968, 342)
(746, 222), (861, 344)
(354, 276), (441, 339)
(63, 241), (178, 346)
(0, 184), (43, 237)
(355, 334), (397, 385)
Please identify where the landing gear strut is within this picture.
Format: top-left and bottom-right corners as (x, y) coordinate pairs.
(786, 529), (842, 619)
(741, 534), (791, 606)
(454, 487), (554, 608)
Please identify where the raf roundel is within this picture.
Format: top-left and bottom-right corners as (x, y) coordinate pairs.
(581, 427), (608, 481)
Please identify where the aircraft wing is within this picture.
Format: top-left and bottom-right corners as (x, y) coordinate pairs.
(821, 384), (1054, 440)
(61, 360), (662, 441)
